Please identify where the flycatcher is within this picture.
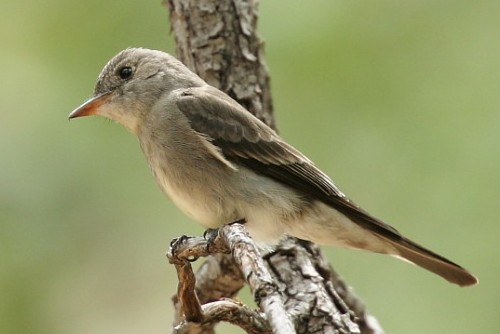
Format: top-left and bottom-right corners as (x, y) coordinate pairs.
(69, 48), (477, 287)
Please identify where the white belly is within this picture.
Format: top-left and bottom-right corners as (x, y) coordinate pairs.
(155, 168), (229, 228)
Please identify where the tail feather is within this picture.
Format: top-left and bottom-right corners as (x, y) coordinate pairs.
(316, 189), (477, 286)
(383, 236), (478, 287)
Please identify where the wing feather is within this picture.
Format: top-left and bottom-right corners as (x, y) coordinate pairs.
(175, 85), (402, 239)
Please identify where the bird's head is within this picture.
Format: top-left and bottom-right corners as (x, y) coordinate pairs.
(69, 48), (204, 134)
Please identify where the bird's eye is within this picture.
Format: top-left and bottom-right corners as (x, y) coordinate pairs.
(118, 66), (133, 80)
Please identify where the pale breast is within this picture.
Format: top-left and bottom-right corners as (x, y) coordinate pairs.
(147, 150), (236, 228)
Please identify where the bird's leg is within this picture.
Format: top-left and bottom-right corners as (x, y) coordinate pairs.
(203, 219), (246, 253)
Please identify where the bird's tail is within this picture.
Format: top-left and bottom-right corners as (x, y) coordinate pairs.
(381, 235), (478, 287)
(314, 190), (477, 286)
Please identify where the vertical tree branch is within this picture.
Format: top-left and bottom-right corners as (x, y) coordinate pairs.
(164, 0), (383, 333)
(167, 0), (275, 129)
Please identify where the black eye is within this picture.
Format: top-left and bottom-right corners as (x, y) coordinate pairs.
(118, 66), (133, 80)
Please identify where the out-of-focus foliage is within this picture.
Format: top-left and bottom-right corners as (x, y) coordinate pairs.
(1, 1), (497, 333)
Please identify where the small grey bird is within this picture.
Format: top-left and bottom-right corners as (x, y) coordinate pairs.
(69, 48), (477, 287)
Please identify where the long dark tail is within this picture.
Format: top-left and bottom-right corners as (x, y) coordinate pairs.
(321, 194), (478, 286)
(381, 235), (478, 287)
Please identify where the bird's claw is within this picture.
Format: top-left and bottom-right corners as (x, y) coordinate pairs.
(203, 228), (219, 242)
(170, 234), (189, 249)
(167, 235), (197, 264)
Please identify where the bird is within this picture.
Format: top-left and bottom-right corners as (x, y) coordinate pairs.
(69, 48), (477, 287)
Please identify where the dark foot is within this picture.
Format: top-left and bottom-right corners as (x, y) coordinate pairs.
(203, 228), (219, 243)
(170, 234), (189, 250)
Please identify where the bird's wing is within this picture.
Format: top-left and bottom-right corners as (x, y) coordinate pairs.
(174, 85), (403, 239)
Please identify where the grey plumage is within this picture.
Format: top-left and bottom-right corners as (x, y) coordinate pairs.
(69, 48), (477, 287)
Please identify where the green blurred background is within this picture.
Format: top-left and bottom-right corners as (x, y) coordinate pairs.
(1, 1), (498, 333)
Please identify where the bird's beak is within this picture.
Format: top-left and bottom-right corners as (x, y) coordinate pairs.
(68, 91), (113, 119)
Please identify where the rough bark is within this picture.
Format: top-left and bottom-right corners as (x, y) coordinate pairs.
(164, 1), (384, 333)
(166, 0), (275, 130)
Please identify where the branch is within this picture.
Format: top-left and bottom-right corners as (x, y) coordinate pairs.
(174, 300), (271, 334)
(166, 0), (275, 129)
(219, 224), (295, 334)
(167, 224), (293, 334)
